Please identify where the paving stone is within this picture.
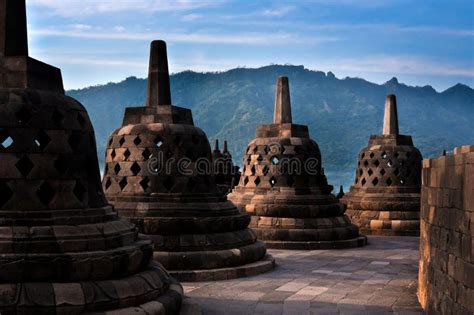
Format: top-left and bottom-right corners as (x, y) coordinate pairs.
(182, 236), (422, 314)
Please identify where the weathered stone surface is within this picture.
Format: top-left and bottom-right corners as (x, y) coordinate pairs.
(0, 2), (182, 313)
(342, 94), (422, 236)
(102, 40), (274, 281)
(418, 145), (474, 314)
(229, 76), (367, 249)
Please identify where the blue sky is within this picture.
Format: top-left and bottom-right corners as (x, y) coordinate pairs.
(26, 0), (473, 91)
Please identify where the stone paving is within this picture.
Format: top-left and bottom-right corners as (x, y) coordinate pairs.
(180, 236), (423, 315)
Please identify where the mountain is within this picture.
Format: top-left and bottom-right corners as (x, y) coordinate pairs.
(67, 65), (474, 190)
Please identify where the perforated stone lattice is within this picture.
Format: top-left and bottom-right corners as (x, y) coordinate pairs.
(354, 148), (421, 188)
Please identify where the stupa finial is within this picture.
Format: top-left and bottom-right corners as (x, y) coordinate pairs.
(383, 94), (399, 135)
(0, 0), (28, 56)
(274, 76), (292, 124)
(145, 40), (171, 107)
(214, 139), (220, 152)
(223, 140), (229, 153)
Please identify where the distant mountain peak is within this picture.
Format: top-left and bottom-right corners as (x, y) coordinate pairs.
(385, 77), (399, 85)
(442, 83), (474, 95)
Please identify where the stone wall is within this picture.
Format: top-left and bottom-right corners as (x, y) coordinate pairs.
(418, 144), (474, 314)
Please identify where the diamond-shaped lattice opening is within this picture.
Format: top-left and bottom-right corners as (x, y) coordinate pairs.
(186, 178), (196, 190)
(243, 177), (249, 186)
(387, 159), (393, 167)
(37, 181), (55, 205)
(256, 155), (263, 162)
(364, 160), (369, 167)
(246, 146), (251, 154)
(108, 138), (113, 146)
(287, 177), (295, 187)
(251, 165), (256, 175)
(105, 178), (112, 190)
(119, 177), (128, 191)
(34, 130), (51, 151)
(131, 162), (141, 176)
(68, 133), (82, 153)
(73, 181), (87, 202)
(163, 177), (174, 191)
(368, 169), (373, 176)
(16, 107), (32, 125)
(262, 165), (269, 175)
(269, 177), (277, 187)
(52, 109), (64, 126)
(361, 152), (365, 158)
(134, 136), (142, 146)
(271, 156), (280, 165)
(54, 156), (68, 175)
(123, 149), (131, 161)
(254, 176), (261, 186)
(16, 156), (34, 178)
(406, 152), (411, 158)
(380, 168), (386, 176)
(355, 178), (359, 184)
(394, 152), (399, 158)
(361, 178), (366, 186)
(192, 135), (200, 145)
(142, 148), (152, 160)
(374, 160), (380, 167)
(359, 169), (363, 176)
(77, 114), (86, 127)
(252, 146), (258, 153)
(369, 152), (375, 158)
(386, 178), (393, 186)
(0, 181), (13, 207)
(119, 137), (125, 146)
(140, 177), (150, 191)
(0, 130), (13, 149)
(393, 168), (400, 176)
(264, 146), (270, 154)
(154, 136), (164, 148)
(381, 151), (387, 159)
(114, 163), (121, 175)
(111, 149), (116, 159)
(372, 177), (379, 186)
(400, 178), (405, 185)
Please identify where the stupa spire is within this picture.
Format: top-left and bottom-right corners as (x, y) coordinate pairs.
(223, 140), (229, 153)
(383, 94), (399, 135)
(273, 76), (292, 124)
(145, 40), (171, 107)
(0, 0), (28, 56)
(214, 139), (220, 152)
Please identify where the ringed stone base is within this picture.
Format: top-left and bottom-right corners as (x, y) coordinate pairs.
(169, 254), (276, 282)
(261, 236), (368, 250)
(0, 262), (183, 315)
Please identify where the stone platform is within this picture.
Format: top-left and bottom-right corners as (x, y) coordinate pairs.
(181, 236), (422, 315)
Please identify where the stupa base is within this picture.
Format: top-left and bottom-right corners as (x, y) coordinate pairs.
(168, 254), (275, 282)
(0, 262), (183, 314)
(346, 209), (420, 236)
(261, 236), (368, 250)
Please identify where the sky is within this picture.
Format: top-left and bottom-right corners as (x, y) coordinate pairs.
(25, 0), (474, 91)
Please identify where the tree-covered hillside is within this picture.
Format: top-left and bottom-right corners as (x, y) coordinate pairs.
(68, 65), (474, 189)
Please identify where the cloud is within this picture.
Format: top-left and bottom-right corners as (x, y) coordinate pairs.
(30, 28), (339, 45)
(71, 24), (93, 30)
(309, 55), (474, 77)
(27, 0), (221, 16)
(181, 13), (203, 21)
(260, 5), (295, 17)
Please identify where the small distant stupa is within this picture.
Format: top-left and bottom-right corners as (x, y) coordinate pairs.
(342, 94), (423, 236)
(228, 76), (367, 249)
(212, 139), (240, 194)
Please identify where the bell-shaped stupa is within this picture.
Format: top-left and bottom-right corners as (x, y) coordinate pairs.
(102, 40), (274, 281)
(0, 1), (182, 313)
(212, 139), (240, 194)
(342, 95), (422, 236)
(228, 77), (367, 249)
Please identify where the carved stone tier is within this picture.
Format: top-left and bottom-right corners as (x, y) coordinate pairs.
(102, 40), (274, 281)
(0, 1), (182, 313)
(229, 76), (367, 249)
(342, 95), (422, 236)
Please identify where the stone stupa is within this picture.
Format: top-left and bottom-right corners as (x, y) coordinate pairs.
(0, 1), (182, 313)
(102, 40), (274, 281)
(212, 139), (240, 194)
(228, 76), (367, 249)
(342, 95), (422, 236)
